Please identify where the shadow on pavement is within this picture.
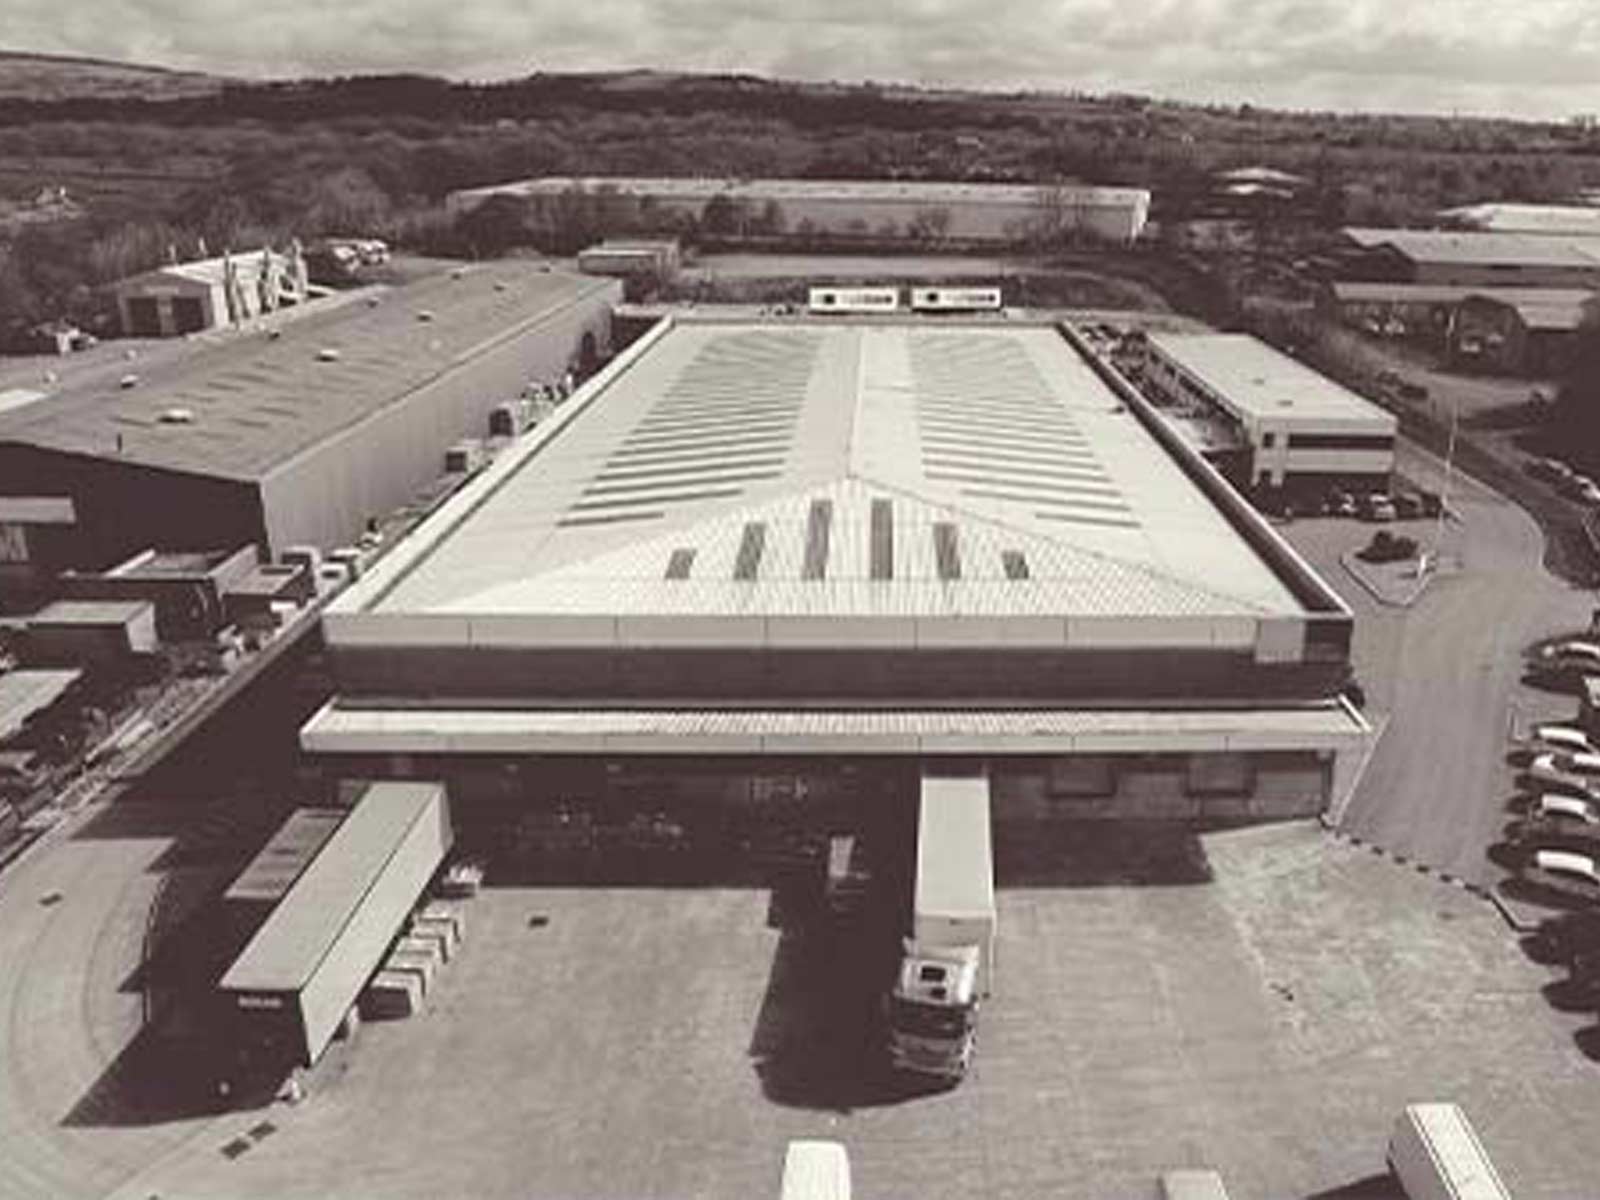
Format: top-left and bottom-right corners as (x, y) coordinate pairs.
(993, 820), (1214, 887)
(1304, 1172), (1405, 1199)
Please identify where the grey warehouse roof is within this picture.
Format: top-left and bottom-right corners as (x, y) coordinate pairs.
(331, 318), (1315, 637)
(0, 264), (614, 482)
(1342, 227), (1600, 269)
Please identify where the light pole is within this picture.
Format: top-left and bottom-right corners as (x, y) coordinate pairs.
(1429, 390), (1460, 575)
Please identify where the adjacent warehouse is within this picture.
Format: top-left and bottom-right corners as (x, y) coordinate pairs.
(0, 263), (619, 571)
(1438, 203), (1600, 238)
(303, 315), (1368, 824)
(1451, 290), (1595, 376)
(219, 781), (452, 1068)
(1340, 227), (1600, 290)
(1138, 332), (1396, 496)
(447, 176), (1152, 245)
(113, 248), (308, 337)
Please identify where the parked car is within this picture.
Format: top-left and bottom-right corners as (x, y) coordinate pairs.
(1417, 489), (1444, 518)
(1530, 639), (1600, 677)
(1358, 493), (1397, 522)
(1526, 751), (1600, 796)
(1524, 910), (1600, 962)
(1513, 793), (1600, 851)
(1392, 493), (1423, 519)
(1529, 724), (1600, 756)
(1327, 490), (1357, 518)
(1529, 456), (1572, 484)
(1520, 848), (1600, 905)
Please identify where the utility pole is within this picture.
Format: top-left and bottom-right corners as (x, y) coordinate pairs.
(1430, 391), (1460, 574)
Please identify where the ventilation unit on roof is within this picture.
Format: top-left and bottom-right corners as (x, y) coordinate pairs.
(417, 310), (435, 322)
(316, 347), (341, 362)
(157, 407), (196, 424)
(119, 374), (139, 389)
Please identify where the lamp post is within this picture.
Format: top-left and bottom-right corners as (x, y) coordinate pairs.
(1430, 390), (1460, 574)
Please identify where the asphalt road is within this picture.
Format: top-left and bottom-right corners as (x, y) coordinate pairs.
(1284, 439), (1594, 885)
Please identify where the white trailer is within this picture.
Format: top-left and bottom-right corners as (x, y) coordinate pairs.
(914, 766), (996, 994)
(807, 286), (900, 314)
(1387, 1103), (1512, 1200)
(909, 286), (1003, 312)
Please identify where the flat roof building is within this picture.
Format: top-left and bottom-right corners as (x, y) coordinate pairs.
(1341, 228), (1600, 290)
(0, 263), (620, 571)
(1138, 332), (1397, 495)
(304, 316), (1368, 825)
(1438, 203), (1600, 238)
(113, 248), (307, 338)
(448, 176), (1151, 245)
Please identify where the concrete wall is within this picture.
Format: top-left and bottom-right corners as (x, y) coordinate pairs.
(257, 280), (619, 554)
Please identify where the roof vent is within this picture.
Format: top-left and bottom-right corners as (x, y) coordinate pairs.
(157, 407), (195, 424)
(267, 328), (282, 340)
(367, 296), (381, 307)
(317, 347), (341, 362)
(494, 281), (509, 292)
(118, 374), (139, 389)
(417, 310), (435, 322)
(450, 268), (465, 279)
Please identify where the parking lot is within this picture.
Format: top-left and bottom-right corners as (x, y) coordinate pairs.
(109, 821), (1600, 1200)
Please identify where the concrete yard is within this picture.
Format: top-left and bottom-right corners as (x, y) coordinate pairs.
(118, 823), (1600, 1200)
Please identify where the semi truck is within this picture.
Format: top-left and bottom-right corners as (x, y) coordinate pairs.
(883, 766), (995, 1083)
(1387, 1103), (1512, 1200)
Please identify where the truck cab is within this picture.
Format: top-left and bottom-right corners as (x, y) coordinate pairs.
(884, 941), (980, 1080)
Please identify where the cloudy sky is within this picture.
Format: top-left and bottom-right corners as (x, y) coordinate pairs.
(9, 0), (1600, 120)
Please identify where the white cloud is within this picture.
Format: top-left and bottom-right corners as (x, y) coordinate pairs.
(7, 0), (1600, 119)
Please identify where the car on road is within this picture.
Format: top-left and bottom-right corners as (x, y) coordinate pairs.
(1519, 848), (1600, 905)
(1526, 751), (1600, 796)
(1528, 724), (1600, 756)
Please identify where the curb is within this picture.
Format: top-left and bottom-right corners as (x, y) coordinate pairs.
(1338, 550), (1434, 610)
(1320, 820), (1516, 918)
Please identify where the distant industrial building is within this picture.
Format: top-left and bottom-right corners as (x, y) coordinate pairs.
(113, 248), (309, 337)
(577, 239), (682, 281)
(1138, 332), (1397, 496)
(1438, 203), (1600, 239)
(448, 176), (1152, 244)
(1340, 228), (1600, 290)
(304, 315), (1368, 827)
(0, 263), (619, 576)
(1451, 290), (1595, 376)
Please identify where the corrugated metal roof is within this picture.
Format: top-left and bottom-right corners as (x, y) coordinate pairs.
(221, 782), (442, 992)
(1145, 332), (1398, 429)
(0, 669), (81, 742)
(0, 265), (616, 482)
(1342, 227), (1600, 269)
(224, 808), (346, 904)
(354, 321), (1306, 625)
(1439, 203), (1600, 237)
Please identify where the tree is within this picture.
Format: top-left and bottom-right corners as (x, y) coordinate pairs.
(1554, 309), (1600, 473)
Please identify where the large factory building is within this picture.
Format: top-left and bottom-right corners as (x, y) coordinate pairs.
(303, 314), (1368, 827)
(0, 264), (619, 575)
(447, 176), (1152, 245)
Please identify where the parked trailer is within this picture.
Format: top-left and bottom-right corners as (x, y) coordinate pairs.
(909, 286), (1003, 312)
(219, 781), (454, 1067)
(780, 1140), (851, 1200)
(1387, 1103), (1512, 1200)
(807, 287), (900, 314)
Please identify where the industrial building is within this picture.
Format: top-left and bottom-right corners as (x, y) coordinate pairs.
(0, 263), (620, 575)
(113, 248), (308, 337)
(1451, 290), (1595, 376)
(1340, 228), (1600, 290)
(447, 176), (1152, 245)
(1137, 332), (1397, 496)
(302, 315), (1368, 827)
(1438, 203), (1600, 238)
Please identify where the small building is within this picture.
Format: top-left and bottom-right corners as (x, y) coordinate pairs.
(577, 239), (681, 281)
(1139, 332), (1397, 496)
(23, 600), (158, 665)
(1451, 290), (1596, 376)
(1438, 203), (1600, 239)
(222, 562), (317, 631)
(58, 546), (259, 641)
(113, 248), (308, 338)
(219, 781), (453, 1068)
(0, 668), (85, 747)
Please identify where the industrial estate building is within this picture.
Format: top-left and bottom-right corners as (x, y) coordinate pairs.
(1340, 227), (1600, 290)
(113, 248), (309, 337)
(303, 315), (1369, 825)
(1138, 332), (1397, 495)
(0, 263), (619, 574)
(1438, 202), (1600, 238)
(447, 176), (1152, 245)
(1451, 290), (1594, 375)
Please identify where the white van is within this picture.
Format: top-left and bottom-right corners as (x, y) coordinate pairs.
(1387, 1103), (1511, 1200)
(780, 1140), (851, 1200)
(1161, 1168), (1232, 1199)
